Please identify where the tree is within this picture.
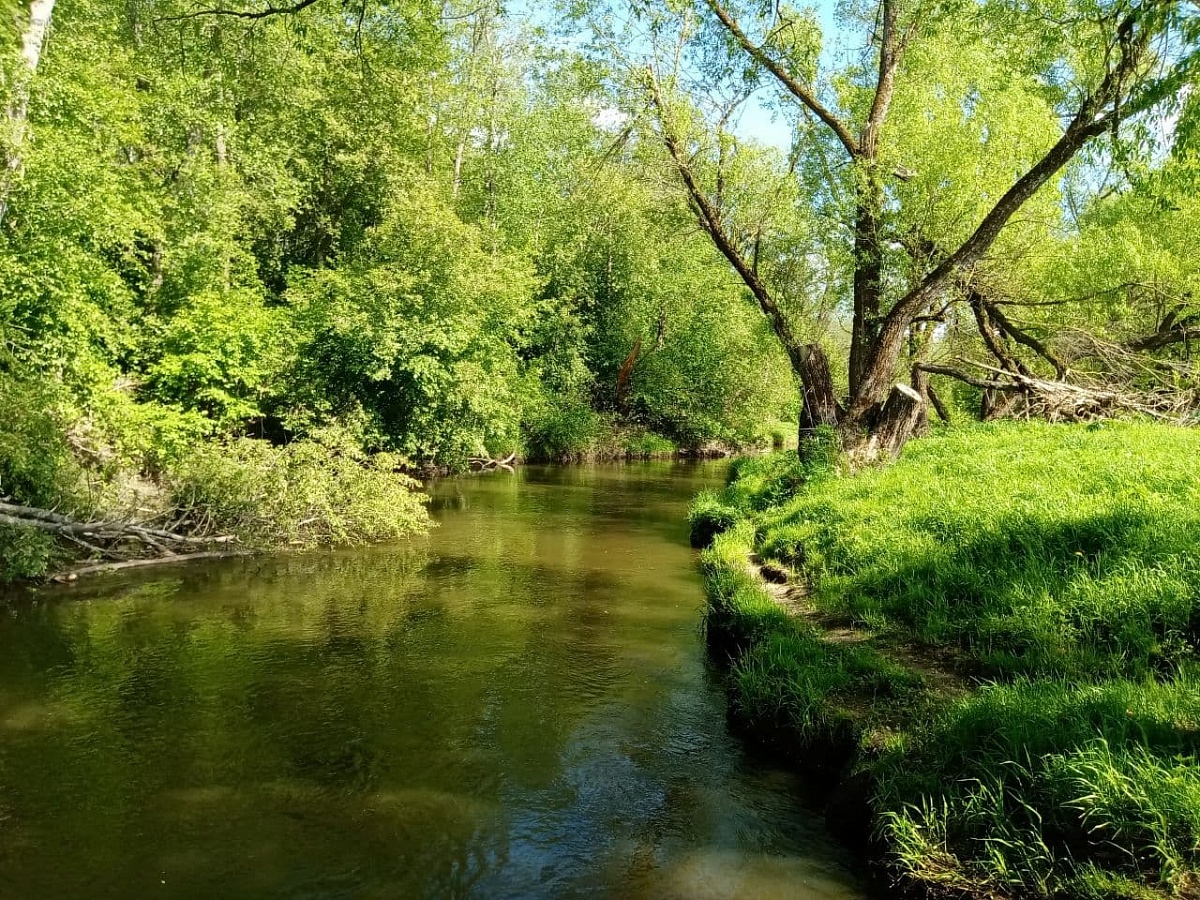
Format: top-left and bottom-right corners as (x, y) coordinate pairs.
(0, 0), (56, 226)
(618, 0), (1200, 456)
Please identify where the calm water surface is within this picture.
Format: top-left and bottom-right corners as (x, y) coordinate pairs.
(0, 462), (864, 899)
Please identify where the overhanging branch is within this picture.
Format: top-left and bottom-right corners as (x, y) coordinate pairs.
(163, 0), (323, 21)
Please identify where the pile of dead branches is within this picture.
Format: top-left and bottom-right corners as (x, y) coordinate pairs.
(0, 500), (241, 580)
(918, 358), (1200, 424)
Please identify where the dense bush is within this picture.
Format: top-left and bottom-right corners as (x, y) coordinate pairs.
(167, 435), (430, 549)
(521, 391), (603, 462)
(0, 373), (83, 581)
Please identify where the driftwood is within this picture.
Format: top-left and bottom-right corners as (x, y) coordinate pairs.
(0, 502), (235, 545)
(50, 551), (254, 583)
(467, 453), (517, 473)
(0, 500), (238, 577)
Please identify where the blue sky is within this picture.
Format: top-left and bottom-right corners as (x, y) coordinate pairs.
(504, 0), (844, 150)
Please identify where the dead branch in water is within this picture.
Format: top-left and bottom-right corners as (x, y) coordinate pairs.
(0, 500), (239, 577)
(50, 551), (254, 582)
(468, 453), (517, 473)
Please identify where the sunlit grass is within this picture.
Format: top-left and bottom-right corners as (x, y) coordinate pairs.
(759, 422), (1200, 680)
(695, 422), (1200, 898)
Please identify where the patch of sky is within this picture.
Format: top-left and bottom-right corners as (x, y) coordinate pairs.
(505, 0), (847, 152)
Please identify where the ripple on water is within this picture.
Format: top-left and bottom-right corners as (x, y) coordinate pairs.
(0, 462), (865, 899)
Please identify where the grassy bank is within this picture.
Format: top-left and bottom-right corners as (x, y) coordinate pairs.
(694, 423), (1200, 899)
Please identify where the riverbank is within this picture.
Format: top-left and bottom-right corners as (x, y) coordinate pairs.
(694, 423), (1200, 900)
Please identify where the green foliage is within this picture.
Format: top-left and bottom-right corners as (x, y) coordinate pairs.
(0, 0), (802, 580)
(522, 391), (604, 462)
(617, 428), (676, 458)
(283, 180), (535, 466)
(0, 372), (80, 581)
(0, 371), (80, 509)
(146, 289), (282, 427)
(167, 434), (429, 549)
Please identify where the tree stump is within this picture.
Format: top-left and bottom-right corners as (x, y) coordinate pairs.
(854, 383), (925, 462)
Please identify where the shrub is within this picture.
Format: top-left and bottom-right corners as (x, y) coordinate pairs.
(620, 429), (676, 459)
(522, 393), (602, 462)
(0, 373), (84, 581)
(166, 434), (429, 548)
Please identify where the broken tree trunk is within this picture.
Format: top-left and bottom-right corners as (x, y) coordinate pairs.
(852, 383), (925, 463)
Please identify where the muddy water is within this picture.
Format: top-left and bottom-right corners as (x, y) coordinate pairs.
(0, 462), (864, 899)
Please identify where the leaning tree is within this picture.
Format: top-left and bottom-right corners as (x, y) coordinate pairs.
(616, 0), (1199, 457)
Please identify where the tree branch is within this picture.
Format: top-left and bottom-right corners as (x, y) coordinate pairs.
(862, 0), (905, 157)
(646, 70), (807, 374)
(162, 0), (322, 22)
(982, 298), (1069, 379)
(645, 69), (844, 427)
(916, 364), (1023, 392)
(851, 4), (1167, 419)
(706, 0), (861, 158)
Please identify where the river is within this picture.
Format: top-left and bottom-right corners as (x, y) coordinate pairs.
(0, 462), (864, 899)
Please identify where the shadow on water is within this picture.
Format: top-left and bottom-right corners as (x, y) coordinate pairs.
(0, 460), (866, 899)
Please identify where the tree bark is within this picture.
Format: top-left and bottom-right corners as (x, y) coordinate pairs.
(853, 383), (925, 462)
(849, 178), (884, 395)
(0, 0), (56, 228)
(798, 342), (842, 435)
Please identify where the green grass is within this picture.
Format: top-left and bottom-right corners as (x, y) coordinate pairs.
(702, 521), (926, 760)
(758, 422), (1200, 680)
(695, 422), (1200, 899)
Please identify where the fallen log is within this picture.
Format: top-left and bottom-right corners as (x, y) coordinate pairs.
(0, 500), (239, 579)
(50, 551), (254, 582)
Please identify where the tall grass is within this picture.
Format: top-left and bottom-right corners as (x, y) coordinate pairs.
(695, 422), (1200, 899)
(757, 423), (1200, 679)
(878, 677), (1200, 897)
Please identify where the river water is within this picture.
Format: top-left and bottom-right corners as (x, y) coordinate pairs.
(0, 462), (863, 899)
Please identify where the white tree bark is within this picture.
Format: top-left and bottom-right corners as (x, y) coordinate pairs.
(21, 0), (54, 71)
(0, 0), (56, 227)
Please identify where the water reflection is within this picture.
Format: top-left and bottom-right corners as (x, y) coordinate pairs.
(0, 462), (864, 899)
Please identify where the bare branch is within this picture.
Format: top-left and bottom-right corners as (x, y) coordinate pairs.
(162, 0), (322, 22)
(706, 0), (861, 157)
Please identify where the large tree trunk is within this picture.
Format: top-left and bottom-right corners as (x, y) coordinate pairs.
(0, 0), (56, 228)
(798, 342), (842, 438)
(849, 176), (884, 396)
(850, 383), (925, 463)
